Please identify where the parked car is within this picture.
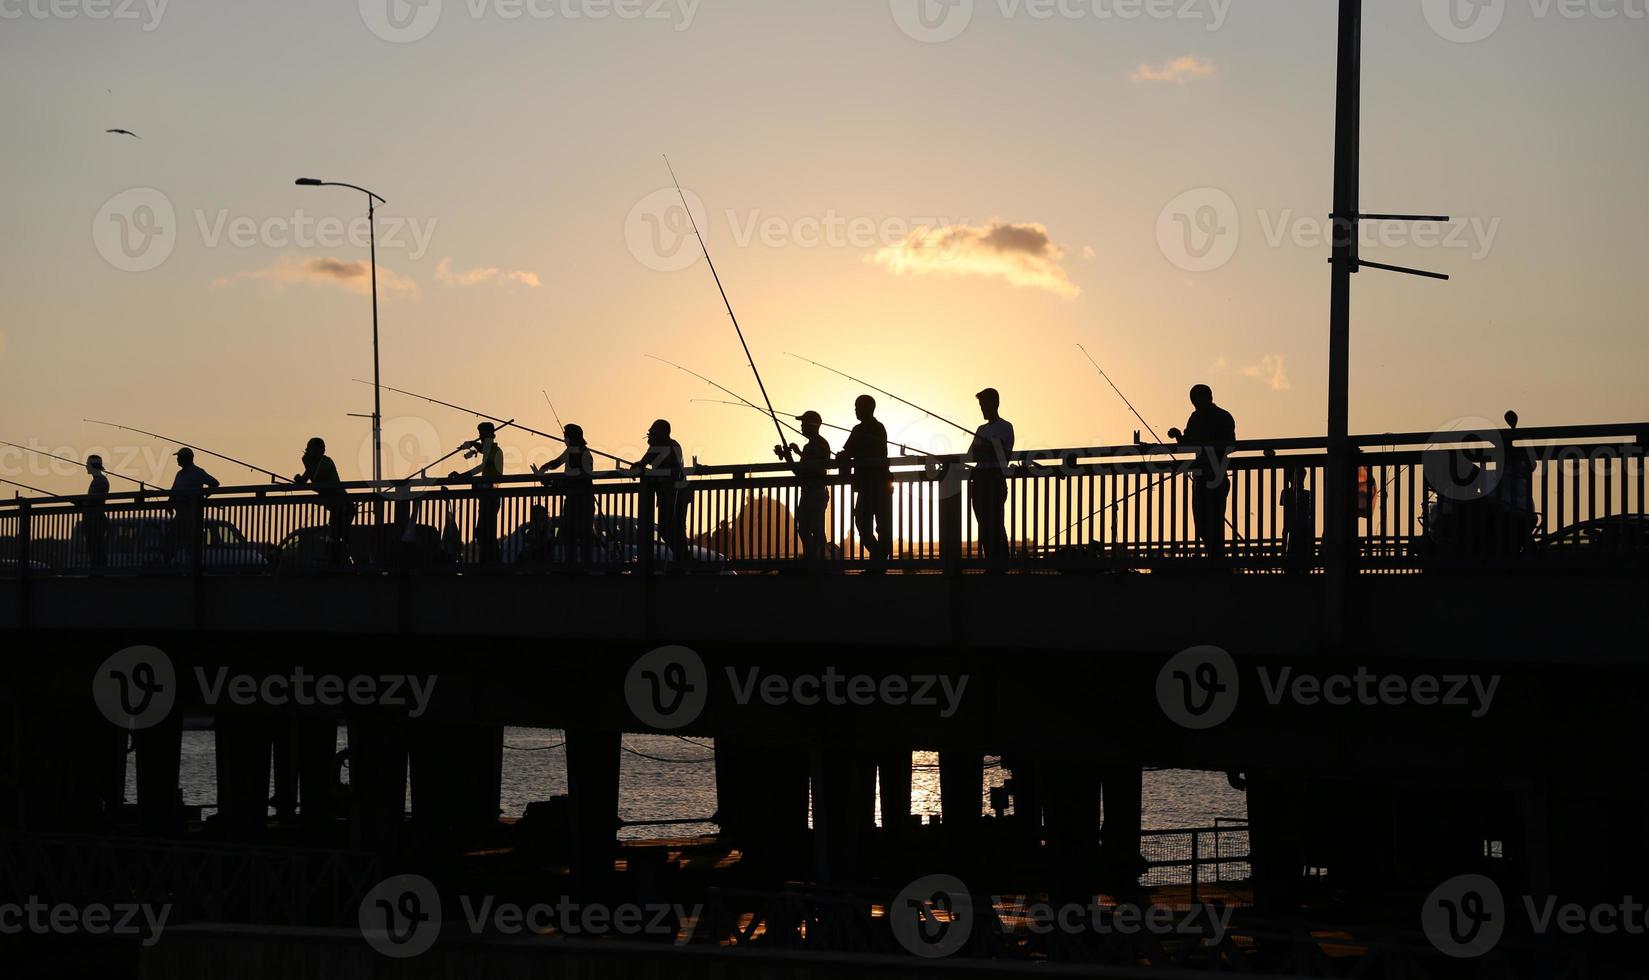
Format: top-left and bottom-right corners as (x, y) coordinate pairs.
(502, 514), (728, 569)
(273, 523), (450, 570)
(1540, 514), (1649, 560)
(68, 517), (268, 568)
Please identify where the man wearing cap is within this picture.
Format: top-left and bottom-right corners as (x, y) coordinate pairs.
(969, 388), (1015, 568)
(293, 437), (353, 564)
(451, 422), (505, 563)
(167, 448), (220, 565)
(533, 423), (597, 563)
(837, 395), (891, 569)
(83, 454), (110, 570)
(776, 411), (832, 563)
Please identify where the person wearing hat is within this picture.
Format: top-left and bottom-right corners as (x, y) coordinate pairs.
(623, 419), (690, 566)
(532, 423), (598, 564)
(776, 411), (832, 563)
(166, 447), (220, 565)
(1167, 384), (1236, 559)
(83, 454), (110, 570)
(968, 387), (1014, 568)
(293, 437), (353, 564)
(451, 422), (505, 563)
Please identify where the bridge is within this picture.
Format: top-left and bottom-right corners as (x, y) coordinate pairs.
(2, 422), (1646, 976)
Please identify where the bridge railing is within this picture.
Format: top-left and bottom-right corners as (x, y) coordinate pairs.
(2, 423), (1644, 576)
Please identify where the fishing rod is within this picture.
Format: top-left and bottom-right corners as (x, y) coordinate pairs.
(83, 419), (291, 483)
(1077, 344), (1164, 445)
(0, 476), (51, 496)
(691, 399), (928, 457)
(783, 352), (975, 438)
(542, 391), (565, 435)
(411, 420), (519, 481)
(361, 380), (632, 467)
(663, 156), (793, 462)
(0, 441), (150, 489)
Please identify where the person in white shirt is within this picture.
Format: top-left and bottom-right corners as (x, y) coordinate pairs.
(969, 388), (1015, 567)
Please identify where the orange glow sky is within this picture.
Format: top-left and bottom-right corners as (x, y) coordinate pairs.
(2, 0), (1646, 491)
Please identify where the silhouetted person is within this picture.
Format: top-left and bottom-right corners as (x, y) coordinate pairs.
(519, 503), (555, 564)
(625, 420), (690, 566)
(838, 395), (891, 569)
(82, 454), (109, 570)
(969, 387), (1014, 568)
(777, 411), (832, 563)
(167, 448), (219, 565)
(293, 437), (352, 564)
(533, 423), (597, 564)
(450, 422), (504, 563)
(1168, 384), (1235, 559)
(1279, 464), (1314, 570)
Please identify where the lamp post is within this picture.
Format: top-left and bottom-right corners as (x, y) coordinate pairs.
(295, 178), (387, 497)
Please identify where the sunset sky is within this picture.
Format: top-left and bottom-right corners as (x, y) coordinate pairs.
(2, 0), (1646, 490)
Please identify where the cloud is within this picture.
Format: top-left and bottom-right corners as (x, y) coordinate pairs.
(1081, 245), (1097, 260)
(435, 257), (542, 288)
(212, 255), (420, 298)
(1243, 354), (1291, 391)
(870, 220), (1080, 298)
(1129, 55), (1215, 84)
(1211, 355), (1228, 373)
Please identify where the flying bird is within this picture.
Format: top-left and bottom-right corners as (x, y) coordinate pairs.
(105, 128), (140, 139)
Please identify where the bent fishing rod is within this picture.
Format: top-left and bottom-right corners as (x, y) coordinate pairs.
(664, 156), (793, 462)
(83, 420), (291, 483)
(410, 419), (519, 481)
(361, 380), (632, 467)
(784, 352), (975, 438)
(1077, 344), (1165, 445)
(0, 440), (149, 489)
(691, 399), (928, 457)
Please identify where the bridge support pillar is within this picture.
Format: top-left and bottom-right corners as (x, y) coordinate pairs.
(810, 745), (875, 885)
(291, 718), (340, 832)
(214, 713), (275, 841)
(715, 734), (809, 881)
(409, 723), (504, 853)
(565, 728), (621, 886)
(1043, 760), (1103, 902)
(134, 714), (183, 837)
(877, 748), (912, 843)
(1247, 773), (1306, 916)
(349, 716), (408, 858)
(938, 752), (984, 878)
(1099, 765), (1145, 894)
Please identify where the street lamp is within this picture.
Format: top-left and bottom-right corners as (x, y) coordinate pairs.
(294, 178), (388, 497)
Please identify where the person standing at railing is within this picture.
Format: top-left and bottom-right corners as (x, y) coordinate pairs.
(82, 454), (110, 571)
(969, 388), (1015, 569)
(776, 410), (832, 563)
(1167, 384), (1235, 559)
(292, 437), (353, 565)
(1279, 464), (1314, 571)
(837, 395), (891, 571)
(623, 420), (690, 567)
(166, 448), (219, 565)
(450, 422), (504, 564)
(532, 423), (597, 564)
